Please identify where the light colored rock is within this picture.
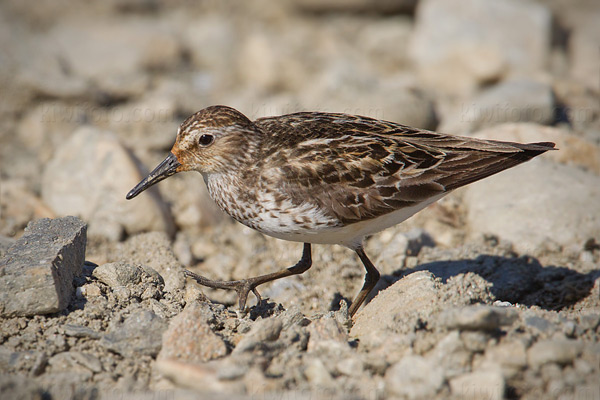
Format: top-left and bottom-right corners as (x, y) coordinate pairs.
(41, 127), (175, 240)
(303, 357), (334, 388)
(15, 34), (89, 100)
(301, 75), (436, 130)
(0, 179), (56, 237)
(0, 217), (86, 317)
(482, 340), (527, 378)
(409, 0), (551, 96)
(429, 331), (472, 378)
(351, 271), (438, 340)
(441, 79), (555, 134)
(385, 355), (444, 399)
(470, 123), (600, 175)
(569, 12), (600, 90)
(307, 315), (348, 352)
(17, 103), (83, 164)
(438, 305), (518, 331)
(464, 158), (600, 254)
(155, 358), (243, 394)
(116, 232), (185, 293)
(527, 339), (583, 369)
(449, 370), (505, 400)
(182, 15), (237, 75)
(92, 262), (163, 290)
(158, 302), (227, 364)
(45, 19), (180, 97)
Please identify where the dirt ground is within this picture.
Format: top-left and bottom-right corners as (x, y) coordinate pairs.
(1, 1), (599, 399)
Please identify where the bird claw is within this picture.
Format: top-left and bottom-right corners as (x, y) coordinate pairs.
(184, 269), (262, 313)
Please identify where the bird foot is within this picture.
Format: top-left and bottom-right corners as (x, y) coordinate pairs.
(184, 270), (263, 312)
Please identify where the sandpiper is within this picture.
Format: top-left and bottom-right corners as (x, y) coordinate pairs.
(127, 105), (555, 317)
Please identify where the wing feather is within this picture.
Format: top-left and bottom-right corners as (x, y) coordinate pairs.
(252, 113), (555, 225)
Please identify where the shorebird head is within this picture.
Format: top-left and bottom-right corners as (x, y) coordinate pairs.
(126, 105), (256, 200)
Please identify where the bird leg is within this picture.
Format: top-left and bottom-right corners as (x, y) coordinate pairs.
(348, 247), (381, 317)
(185, 243), (312, 312)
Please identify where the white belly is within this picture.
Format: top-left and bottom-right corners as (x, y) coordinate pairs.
(255, 193), (446, 249)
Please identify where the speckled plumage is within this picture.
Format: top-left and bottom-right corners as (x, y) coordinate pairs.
(127, 105), (556, 316)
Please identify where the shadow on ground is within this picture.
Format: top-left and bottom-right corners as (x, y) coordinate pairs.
(391, 255), (599, 311)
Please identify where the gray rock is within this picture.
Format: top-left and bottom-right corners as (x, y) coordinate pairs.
(100, 310), (167, 357)
(524, 316), (557, 336)
(41, 127), (175, 240)
(62, 324), (101, 339)
(158, 302), (228, 364)
(0, 236), (15, 258)
(385, 355), (444, 399)
(44, 19), (180, 98)
(439, 305), (518, 331)
(409, 0), (551, 95)
(48, 351), (102, 374)
(233, 318), (283, 354)
(0, 216), (87, 317)
(464, 158), (600, 254)
(441, 79), (555, 134)
(527, 339), (583, 369)
(449, 370), (505, 400)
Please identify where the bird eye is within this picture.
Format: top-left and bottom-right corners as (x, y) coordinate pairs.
(198, 134), (214, 146)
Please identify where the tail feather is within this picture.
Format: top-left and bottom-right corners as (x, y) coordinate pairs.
(440, 141), (556, 191)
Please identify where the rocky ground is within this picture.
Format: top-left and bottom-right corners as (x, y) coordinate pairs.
(1, 0), (599, 399)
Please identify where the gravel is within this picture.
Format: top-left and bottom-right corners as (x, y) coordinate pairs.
(1, 1), (599, 399)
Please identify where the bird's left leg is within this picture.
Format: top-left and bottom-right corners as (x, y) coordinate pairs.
(185, 243), (313, 312)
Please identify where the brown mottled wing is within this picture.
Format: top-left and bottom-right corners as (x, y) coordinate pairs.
(253, 113), (555, 225)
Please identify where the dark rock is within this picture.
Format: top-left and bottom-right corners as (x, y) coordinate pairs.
(439, 305), (518, 331)
(0, 216), (87, 317)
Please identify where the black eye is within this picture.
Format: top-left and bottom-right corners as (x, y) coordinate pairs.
(198, 134), (214, 146)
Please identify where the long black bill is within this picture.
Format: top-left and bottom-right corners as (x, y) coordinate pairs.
(126, 152), (181, 200)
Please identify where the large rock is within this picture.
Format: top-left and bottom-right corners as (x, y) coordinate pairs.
(569, 12), (600, 90)
(409, 0), (551, 96)
(351, 271), (439, 340)
(464, 158), (600, 254)
(469, 123), (600, 175)
(45, 18), (181, 98)
(0, 216), (86, 317)
(41, 127), (175, 240)
(440, 79), (555, 134)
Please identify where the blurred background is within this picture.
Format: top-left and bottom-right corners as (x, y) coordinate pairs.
(0, 0), (599, 244)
